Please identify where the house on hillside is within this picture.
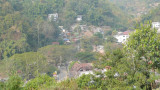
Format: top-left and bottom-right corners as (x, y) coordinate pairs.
(69, 63), (93, 78)
(152, 22), (160, 33)
(114, 30), (131, 43)
(76, 15), (82, 21)
(63, 38), (70, 44)
(48, 13), (58, 21)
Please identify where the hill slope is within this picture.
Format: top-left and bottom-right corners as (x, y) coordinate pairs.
(141, 5), (160, 22)
(109, 0), (160, 17)
(61, 0), (130, 30)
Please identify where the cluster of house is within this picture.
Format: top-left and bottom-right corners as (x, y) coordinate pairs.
(52, 23), (111, 53)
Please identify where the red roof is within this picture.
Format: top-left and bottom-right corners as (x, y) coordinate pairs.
(122, 30), (131, 35)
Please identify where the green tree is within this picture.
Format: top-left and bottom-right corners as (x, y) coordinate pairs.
(77, 74), (94, 89)
(24, 74), (56, 90)
(124, 23), (160, 89)
(5, 75), (23, 90)
(80, 38), (93, 52)
(106, 36), (117, 43)
(76, 52), (96, 63)
(38, 45), (76, 66)
(94, 23), (160, 89)
(7, 52), (47, 79)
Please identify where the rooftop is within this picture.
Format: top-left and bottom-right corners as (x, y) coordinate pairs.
(71, 63), (93, 72)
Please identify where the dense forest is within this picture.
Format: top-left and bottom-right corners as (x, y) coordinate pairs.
(0, 0), (160, 90)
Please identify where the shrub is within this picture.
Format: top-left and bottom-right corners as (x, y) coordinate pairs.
(24, 74), (56, 90)
(6, 75), (23, 90)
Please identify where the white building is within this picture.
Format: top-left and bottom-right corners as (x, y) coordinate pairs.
(48, 13), (58, 21)
(76, 15), (82, 21)
(114, 31), (130, 43)
(152, 22), (160, 28)
(79, 71), (94, 77)
(152, 22), (160, 33)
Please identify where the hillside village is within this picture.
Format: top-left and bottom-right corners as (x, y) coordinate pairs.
(47, 14), (160, 83)
(0, 0), (160, 89)
(1, 13), (160, 82)
(1, 11), (160, 87)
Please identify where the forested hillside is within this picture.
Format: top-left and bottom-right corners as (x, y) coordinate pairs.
(0, 0), (160, 90)
(142, 4), (160, 22)
(62, 0), (129, 29)
(0, 0), (131, 78)
(1, 23), (160, 90)
(0, 0), (130, 60)
(109, 0), (159, 17)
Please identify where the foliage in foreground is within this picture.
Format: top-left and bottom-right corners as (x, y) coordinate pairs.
(0, 75), (22, 90)
(0, 74), (56, 90)
(24, 75), (56, 90)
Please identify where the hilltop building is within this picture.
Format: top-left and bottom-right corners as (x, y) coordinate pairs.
(48, 13), (58, 21)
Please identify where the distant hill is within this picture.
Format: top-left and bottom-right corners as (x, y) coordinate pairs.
(109, 0), (160, 17)
(141, 4), (160, 22)
(60, 0), (130, 30)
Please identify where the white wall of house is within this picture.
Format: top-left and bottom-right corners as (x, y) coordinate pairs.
(114, 35), (129, 43)
(152, 22), (160, 29)
(76, 15), (82, 21)
(152, 22), (160, 33)
(79, 71), (94, 77)
(48, 13), (58, 21)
